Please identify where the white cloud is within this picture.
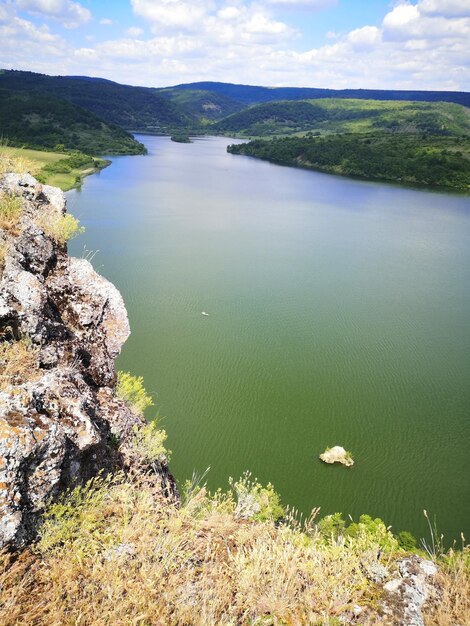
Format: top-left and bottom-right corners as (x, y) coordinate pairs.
(99, 18), (113, 26)
(14, 0), (91, 29)
(263, 0), (337, 10)
(383, 1), (470, 41)
(419, 0), (470, 18)
(347, 25), (381, 49)
(217, 6), (241, 20)
(126, 26), (144, 37)
(130, 0), (212, 31)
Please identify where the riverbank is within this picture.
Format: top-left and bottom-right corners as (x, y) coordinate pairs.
(0, 146), (110, 191)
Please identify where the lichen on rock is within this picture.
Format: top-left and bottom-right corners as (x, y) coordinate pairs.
(0, 173), (174, 549)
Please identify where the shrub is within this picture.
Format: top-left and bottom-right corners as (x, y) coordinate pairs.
(397, 530), (418, 551)
(346, 514), (398, 554)
(116, 371), (154, 416)
(131, 421), (169, 463)
(36, 211), (84, 245)
(317, 512), (346, 542)
(0, 192), (21, 232)
(230, 471), (284, 522)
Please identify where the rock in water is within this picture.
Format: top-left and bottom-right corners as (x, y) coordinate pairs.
(0, 173), (175, 549)
(319, 445), (354, 467)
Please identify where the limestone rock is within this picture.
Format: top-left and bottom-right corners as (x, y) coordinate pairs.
(0, 172), (174, 549)
(320, 445), (354, 467)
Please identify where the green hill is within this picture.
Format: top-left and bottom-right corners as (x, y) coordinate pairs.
(0, 89), (145, 154)
(0, 70), (195, 132)
(214, 98), (470, 137)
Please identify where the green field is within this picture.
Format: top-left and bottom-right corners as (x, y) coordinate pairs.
(0, 146), (109, 191)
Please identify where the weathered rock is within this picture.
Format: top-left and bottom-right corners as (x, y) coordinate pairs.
(380, 556), (438, 626)
(320, 445), (354, 467)
(0, 173), (174, 549)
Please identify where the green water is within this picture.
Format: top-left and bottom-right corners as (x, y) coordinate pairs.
(68, 135), (470, 542)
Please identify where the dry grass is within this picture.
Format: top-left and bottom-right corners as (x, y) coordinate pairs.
(0, 243), (6, 271)
(0, 192), (21, 233)
(0, 472), (406, 625)
(423, 546), (470, 626)
(0, 146), (38, 176)
(0, 469), (467, 625)
(0, 339), (40, 391)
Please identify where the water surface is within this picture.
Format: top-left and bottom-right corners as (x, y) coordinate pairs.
(69, 135), (470, 542)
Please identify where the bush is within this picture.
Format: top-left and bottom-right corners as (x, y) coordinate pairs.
(131, 421), (169, 463)
(317, 512), (346, 541)
(116, 371), (153, 416)
(36, 211), (84, 245)
(230, 471), (284, 522)
(397, 530), (418, 551)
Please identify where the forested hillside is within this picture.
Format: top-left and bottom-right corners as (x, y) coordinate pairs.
(0, 89), (145, 154)
(228, 134), (470, 190)
(0, 70), (194, 131)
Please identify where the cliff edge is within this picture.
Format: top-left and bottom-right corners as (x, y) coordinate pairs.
(0, 173), (174, 549)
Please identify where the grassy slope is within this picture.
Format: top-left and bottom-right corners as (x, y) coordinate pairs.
(0, 146), (109, 191)
(214, 98), (470, 137)
(0, 89), (145, 155)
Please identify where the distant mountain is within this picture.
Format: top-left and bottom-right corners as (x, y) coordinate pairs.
(0, 88), (145, 154)
(170, 81), (470, 108)
(0, 70), (195, 131)
(213, 98), (470, 137)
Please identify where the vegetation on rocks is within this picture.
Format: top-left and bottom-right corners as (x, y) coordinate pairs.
(0, 339), (40, 391)
(0, 192), (21, 233)
(35, 210), (84, 245)
(116, 371), (154, 416)
(0, 462), (468, 625)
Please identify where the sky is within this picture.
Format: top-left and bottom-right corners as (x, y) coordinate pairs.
(0, 0), (469, 90)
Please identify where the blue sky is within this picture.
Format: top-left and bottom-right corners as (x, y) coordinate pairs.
(1, 1), (469, 90)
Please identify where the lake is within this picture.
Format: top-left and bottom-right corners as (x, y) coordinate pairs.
(68, 135), (470, 542)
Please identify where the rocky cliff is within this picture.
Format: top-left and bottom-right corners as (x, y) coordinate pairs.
(0, 173), (174, 549)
